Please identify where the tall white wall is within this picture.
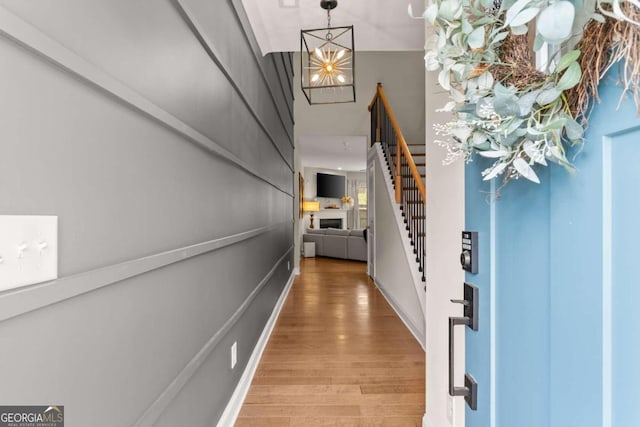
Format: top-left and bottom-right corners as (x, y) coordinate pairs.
(424, 71), (466, 426)
(371, 148), (426, 347)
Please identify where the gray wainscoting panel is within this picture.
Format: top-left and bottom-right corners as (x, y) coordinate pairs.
(0, 0), (293, 426)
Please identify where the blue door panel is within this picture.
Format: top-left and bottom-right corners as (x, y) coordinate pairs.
(494, 174), (551, 427)
(611, 127), (640, 427)
(465, 65), (639, 427)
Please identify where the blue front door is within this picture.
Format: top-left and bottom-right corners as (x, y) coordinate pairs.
(463, 68), (640, 427)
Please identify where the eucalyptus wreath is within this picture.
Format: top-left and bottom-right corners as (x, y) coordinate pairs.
(411, 0), (640, 185)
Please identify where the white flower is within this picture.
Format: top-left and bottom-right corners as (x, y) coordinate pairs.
(424, 50), (440, 71)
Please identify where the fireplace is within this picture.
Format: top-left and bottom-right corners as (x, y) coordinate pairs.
(320, 218), (343, 229)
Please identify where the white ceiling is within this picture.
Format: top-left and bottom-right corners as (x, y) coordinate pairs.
(241, 0), (426, 54)
(299, 135), (368, 171)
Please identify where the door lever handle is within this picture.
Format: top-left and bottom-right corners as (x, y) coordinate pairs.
(448, 283), (480, 411)
(449, 316), (478, 410)
(450, 283), (479, 331)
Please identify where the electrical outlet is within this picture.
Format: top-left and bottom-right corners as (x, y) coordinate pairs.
(230, 342), (237, 369)
(447, 395), (454, 423)
(287, 261), (290, 271)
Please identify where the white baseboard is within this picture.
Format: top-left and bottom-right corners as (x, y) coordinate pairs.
(423, 413), (429, 427)
(216, 272), (295, 427)
(374, 277), (426, 350)
(293, 267), (300, 276)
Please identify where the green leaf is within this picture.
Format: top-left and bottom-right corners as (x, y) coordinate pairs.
(450, 87), (466, 103)
(482, 161), (508, 180)
(499, 131), (522, 147)
(472, 131), (488, 147)
(494, 82), (517, 99)
(513, 157), (540, 183)
(451, 63), (467, 80)
(439, 0), (463, 21)
(523, 140), (547, 165)
(438, 68), (451, 91)
(556, 62), (582, 90)
(468, 25), (486, 49)
(556, 50), (581, 72)
(533, 34), (545, 51)
(537, 1), (575, 44)
(478, 149), (510, 158)
(476, 16), (497, 26)
(563, 114), (584, 140)
(500, 0), (519, 11)
(423, 3), (439, 24)
(505, 0), (534, 25)
(517, 89), (543, 115)
(462, 17), (473, 34)
(477, 72), (494, 91)
(510, 7), (540, 27)
(536, 87), (562, 105)
(494, 97), (521, 117)
(510, 24), (529, 35)
(506, 118), (525, 135)
(542, 118), (567, 131)
(491, 31), (509, 45)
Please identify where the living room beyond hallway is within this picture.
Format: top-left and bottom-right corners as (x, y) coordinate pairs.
(236, 258), (425, 426)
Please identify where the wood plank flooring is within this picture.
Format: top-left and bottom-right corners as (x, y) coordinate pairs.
(236, 257), (425, 426)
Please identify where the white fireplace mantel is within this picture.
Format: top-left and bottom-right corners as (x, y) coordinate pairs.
(307, 209), (349, 230)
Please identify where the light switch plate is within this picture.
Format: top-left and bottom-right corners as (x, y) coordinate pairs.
(0, 215), (58, 291)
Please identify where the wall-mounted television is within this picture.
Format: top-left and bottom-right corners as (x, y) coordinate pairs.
(316, 173), (345, 199)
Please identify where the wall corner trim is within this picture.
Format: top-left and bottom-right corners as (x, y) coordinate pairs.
(215, 270), (296, 427)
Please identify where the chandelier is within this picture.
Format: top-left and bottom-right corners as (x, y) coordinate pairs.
(300, 0), (355, 105)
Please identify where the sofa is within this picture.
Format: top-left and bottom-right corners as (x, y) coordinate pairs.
(303, 228), (367, 261)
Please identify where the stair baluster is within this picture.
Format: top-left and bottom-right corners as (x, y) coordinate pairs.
(368, 83), (426, 282)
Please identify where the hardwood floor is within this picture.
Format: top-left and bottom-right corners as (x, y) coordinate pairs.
(235, 257), (425, 426)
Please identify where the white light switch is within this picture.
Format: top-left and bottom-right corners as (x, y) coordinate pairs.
(0, 215), (58, 291)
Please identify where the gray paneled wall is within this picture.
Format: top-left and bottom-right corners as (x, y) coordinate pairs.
(0, 1), (293, 426)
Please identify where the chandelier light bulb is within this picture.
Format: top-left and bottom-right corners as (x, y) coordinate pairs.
(307, 46), (351, 87)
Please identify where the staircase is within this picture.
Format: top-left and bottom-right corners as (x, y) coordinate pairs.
(368, 83), (426, 283)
